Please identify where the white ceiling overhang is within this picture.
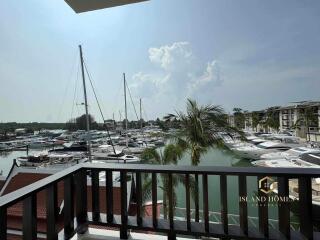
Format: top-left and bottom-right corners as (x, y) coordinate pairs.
(65, 0), (149, 13)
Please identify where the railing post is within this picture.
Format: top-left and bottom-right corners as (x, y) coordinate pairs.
(220, 174), (228, 234)
(168, 232), (176, 240)
(278, 177), (290, 239)
(238, 176), (248, 235)
(185, 174), (191, 231)
(136, 172), (142, 226)
(257, 176), (269, 238)
(64, 175), (74, 239)
(106, 170), (113, 223)
(168, 173), (175, 238)
(91, 170), (100, 222)
(47, 183), (58, 240)
(0, 207), (7, 240)
(75, 169), (88, 234)
(152, 172), (158, 228)
(299, 177), (313, 239)
(194, 174), (199, 222)
(203, 174), (209, 233)
(23, 194), (37, 240)
(120, 171), (128, 239)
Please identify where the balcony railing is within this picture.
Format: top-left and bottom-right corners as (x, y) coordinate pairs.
(0, 163), (320, 240)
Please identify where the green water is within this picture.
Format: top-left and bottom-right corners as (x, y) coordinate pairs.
(155, 147), (285, 228)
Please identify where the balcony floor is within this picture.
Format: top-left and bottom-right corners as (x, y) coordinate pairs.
(70, 228), (203, 240)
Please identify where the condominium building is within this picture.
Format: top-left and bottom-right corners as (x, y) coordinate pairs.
(229, 101), (320, 140)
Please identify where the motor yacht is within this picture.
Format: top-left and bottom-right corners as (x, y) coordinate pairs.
(232, 140), (300, 160)
(92, 144), (140, 163)
(260, 147), (320, 160)
(252, 152), (320, 168)
(17, 152), (86, 168)
(0, 142), (14, 151)
(92, 150), (140, 163)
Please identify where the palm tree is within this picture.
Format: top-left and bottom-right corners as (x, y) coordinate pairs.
(233, 108), (245, 129)
(251, 111), (261, 132)
(164, 99), (240, 221)
(294, 107), (319, 141)
(165, 99), (239, 165)
(263, 107), (280, 132)
(141, 144), (196, 219)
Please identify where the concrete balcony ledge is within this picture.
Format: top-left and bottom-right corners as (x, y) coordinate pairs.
(71, 228), (202, 240)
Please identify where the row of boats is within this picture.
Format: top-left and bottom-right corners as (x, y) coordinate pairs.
(220, 131), (320, 166)
(10, 128), (166, 169)
(220, 131), (320, 216)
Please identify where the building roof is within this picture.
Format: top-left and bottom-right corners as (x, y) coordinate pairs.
(65, 0), (149, 13)
(279, 101), (320, 110)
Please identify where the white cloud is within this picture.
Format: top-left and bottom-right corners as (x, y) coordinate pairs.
(148, 42), (193, 71)
(130, 42), (222, 117)
(188, 60), (222, 93)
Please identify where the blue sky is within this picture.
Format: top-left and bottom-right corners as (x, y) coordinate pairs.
(0, 0), (319, 122)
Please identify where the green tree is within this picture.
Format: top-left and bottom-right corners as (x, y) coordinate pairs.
(164, 99), (239, 221)
(233, 108), (246, 129)
(251, 112), (261, 132)
(141, 144), (195, 218)
(165, 99), (239, 165)
(263, 108), (280, 132)
(294, 107), (319, 141)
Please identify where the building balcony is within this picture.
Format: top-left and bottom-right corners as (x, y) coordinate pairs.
(0, 163), (320, 240)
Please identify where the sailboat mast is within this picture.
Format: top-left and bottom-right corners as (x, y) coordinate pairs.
(140, 98), (142, 130)
(79, 45), (91, 162)
(123, 73), (128, 147)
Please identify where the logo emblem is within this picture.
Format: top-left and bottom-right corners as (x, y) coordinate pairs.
(259, 176), (275, 194)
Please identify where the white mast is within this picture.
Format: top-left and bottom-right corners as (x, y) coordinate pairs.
(79, 45), (91, 162)
(123, 73), (128, 147)
(140, 98), (142, 130)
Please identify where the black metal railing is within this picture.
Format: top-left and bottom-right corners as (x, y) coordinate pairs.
(0, 163), (320, 240)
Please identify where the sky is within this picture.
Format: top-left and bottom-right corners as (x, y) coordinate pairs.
(0, 0), (319, 123)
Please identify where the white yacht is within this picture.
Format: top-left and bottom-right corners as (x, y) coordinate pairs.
(28, 139), (53, 149)
(219, 132), (249, 149)
(17, 152), (86, 168)
(260, 147), (320, 160)
(252, 152), (320, 168)
(232, 141), (299, 160)
(0, 142), (13, 151)
(92, 150), (140, 163)
(92, 144), (140, 163)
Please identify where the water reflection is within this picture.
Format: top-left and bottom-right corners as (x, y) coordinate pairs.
(0, 151), (11, 157)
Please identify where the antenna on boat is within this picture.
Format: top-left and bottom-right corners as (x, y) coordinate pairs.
(79, 45), (92, 162)
(124, 73), (128, 148)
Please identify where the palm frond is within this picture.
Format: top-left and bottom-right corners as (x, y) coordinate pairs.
(141, 148), (161, 164)
(142, 178), (152, 203)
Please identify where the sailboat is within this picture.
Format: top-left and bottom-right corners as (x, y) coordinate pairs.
(91, 73), (140, 163)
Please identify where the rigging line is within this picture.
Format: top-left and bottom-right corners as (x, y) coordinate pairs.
(70, 60), (80, 121)
(141, 101), (149, 122)
(111, 82), (123, 120)
(126, 82), (140, 121)
(57, 49), (79, 122)
(126, 82), (149, 144)
(140, 100), (149, 122)
(83, 60), (116, 154)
